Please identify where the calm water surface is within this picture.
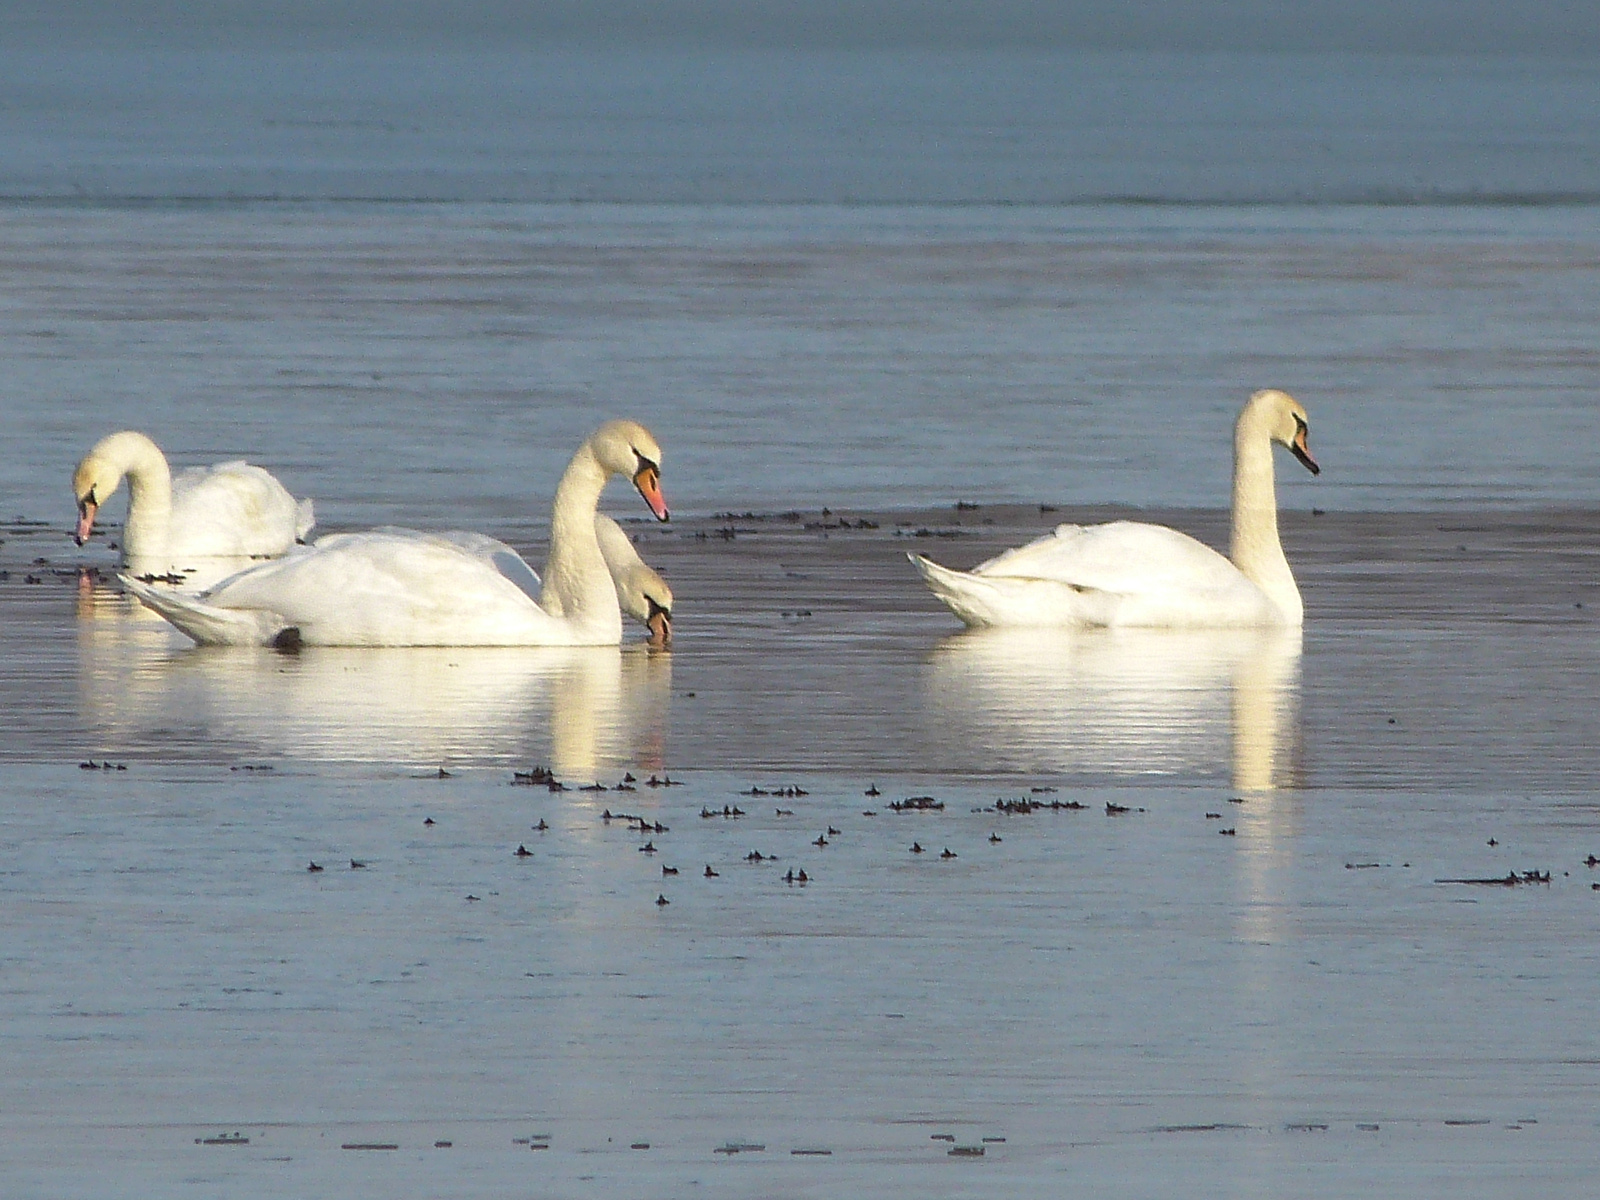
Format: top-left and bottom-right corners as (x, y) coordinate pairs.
(2, 71), (1599, 1190)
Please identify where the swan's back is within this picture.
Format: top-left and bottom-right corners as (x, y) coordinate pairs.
(943, 521), (1280, 628)
(977, 522), (1238, 590)
(170, 460), (311, 557)
(201, 529), (571, 646)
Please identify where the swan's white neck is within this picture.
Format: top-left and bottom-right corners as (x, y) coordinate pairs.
(1229, 412), (1302, 625)
(101, 433), (175, 564)
(539, 442), (624, 642)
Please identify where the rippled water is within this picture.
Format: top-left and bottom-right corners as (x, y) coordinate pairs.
(3, 203), (1599, 525)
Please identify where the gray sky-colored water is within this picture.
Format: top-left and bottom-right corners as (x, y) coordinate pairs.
(12, 1), (1600, 52)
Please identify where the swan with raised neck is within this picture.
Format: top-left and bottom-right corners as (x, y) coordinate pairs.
(119, 419), (669, 647)
(539, 420), (669, 641)
(72, 430), (313, 571)
(1229, 388), (1319, 625)
(909, 388), (1319, 629)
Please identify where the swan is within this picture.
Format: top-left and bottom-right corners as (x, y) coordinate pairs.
(72, 431), (314, 572)
(121, 420), (670, 647)
(912, 389), (1320, 628)
(441, 515), (672, 639)
(595, 514), (673, 643)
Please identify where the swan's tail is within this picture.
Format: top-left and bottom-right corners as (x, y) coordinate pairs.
(910, 553), (1102, 628)
(294, 497), (316, 542)
(909, 553), (1012, 628)
(121, 576), (287, 646)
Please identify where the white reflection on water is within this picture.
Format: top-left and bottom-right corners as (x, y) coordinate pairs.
(76, 587), (672, 773)
(924, 626), (1301, 790)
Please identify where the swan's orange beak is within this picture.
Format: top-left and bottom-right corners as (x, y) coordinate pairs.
(646, 601), (671, 645)
(74, 499), (98, 546)
(633, 464), (669, 522)
(1290, 422), (1320, 475)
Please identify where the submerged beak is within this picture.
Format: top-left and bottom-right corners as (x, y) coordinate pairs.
(74, 499), (98, 546)
(645, 600), (672, 645)
(1290, 422), (1320, 475)
(633, 463), (670, 522)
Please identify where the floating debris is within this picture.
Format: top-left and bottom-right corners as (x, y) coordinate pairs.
(889, 796), (944, 812)
(948, 1145), (985, 1157)
(196, 1132), (249, 1146)
(341, 1143), (399, 1151)
(512, 766), (555, 786)
(1435, 871), (1550, 886)
(992, 797), (1084, 814)
(714, 1143), (766, 1154)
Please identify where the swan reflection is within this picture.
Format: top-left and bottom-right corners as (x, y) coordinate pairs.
(76, 584), (672, 772)
(924, 626), (1301, 788)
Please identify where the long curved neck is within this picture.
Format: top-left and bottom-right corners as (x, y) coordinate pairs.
(110, 435), (174, 563)
(1229, 417), (1302, 624)
(539, 442), (623, 639)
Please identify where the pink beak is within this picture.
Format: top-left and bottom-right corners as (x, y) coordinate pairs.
(74, 500), (98, 546)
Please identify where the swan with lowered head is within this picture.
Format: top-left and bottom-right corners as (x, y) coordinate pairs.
(73, 431), (314, 572)
(912, 389), (1320, 628)
(122, 420), (669, 647)
(595, 514), (673, 643)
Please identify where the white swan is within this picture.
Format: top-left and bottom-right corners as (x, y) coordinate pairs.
(912, 389), (1320, 628)
(121, 420), (669, 647)
(72, 431), (314, 572)
(595, 514), (674, 643)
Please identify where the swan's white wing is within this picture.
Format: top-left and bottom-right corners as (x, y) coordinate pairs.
(168, 461), (311, 558)
(927, 522), (1280, 628)
(973, 522), (1240, 590)
(411, 529), (542, 602)
(184, 529), (573, 646)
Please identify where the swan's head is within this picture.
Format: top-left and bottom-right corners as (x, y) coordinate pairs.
(591, 420), (669, 522)
(71, 448), (123, 545)
(626, 567), (674, 645)
(594, 514), (672, 642)
(1246, 389), (1319, 476)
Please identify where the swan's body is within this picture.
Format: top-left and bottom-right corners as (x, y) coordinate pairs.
(73, 431), (314, 572)
(123, 420), (669, 648)
(913, 389), (1320, 629)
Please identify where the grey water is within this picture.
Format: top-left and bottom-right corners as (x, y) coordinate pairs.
(3, 41), (1600, 1199)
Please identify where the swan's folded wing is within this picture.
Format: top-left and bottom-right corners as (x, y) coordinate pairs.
(199, 529), (563, 645)
(170, 461), (308, 558)
(424, 530), (543, 601)
(975, 522), (1244, 593)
